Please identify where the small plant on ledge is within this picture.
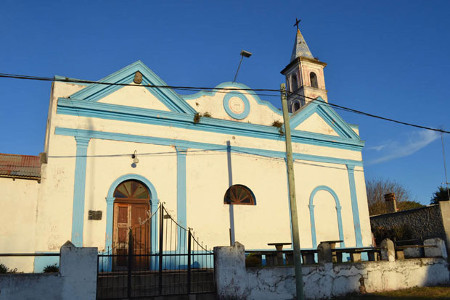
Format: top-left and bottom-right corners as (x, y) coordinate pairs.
(272, 120), (284, 136)
(193, 113), (201, 124)
(43, 264), (59, 273)
(193, 112), (212, 123)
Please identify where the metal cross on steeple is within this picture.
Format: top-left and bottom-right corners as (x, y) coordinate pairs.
(294, 18), (301, 30)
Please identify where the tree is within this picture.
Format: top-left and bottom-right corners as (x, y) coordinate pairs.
(366, 178), (424, 216)
(430, 186), (450, 204)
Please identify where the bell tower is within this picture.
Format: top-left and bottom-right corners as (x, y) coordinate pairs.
(281, 24), (328, 113)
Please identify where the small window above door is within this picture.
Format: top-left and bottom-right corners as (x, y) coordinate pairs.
(114, 180), (150, 200)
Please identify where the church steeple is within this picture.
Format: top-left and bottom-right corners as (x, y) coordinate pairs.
(291, 29), (314, 61)
(281, 23), (328, 113)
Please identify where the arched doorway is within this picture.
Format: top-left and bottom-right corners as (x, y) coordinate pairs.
(113, 179), (151, 269)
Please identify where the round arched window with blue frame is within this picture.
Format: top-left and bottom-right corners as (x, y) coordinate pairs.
(223, 92), (250, 120)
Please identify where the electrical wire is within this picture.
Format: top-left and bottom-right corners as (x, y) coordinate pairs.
(0, 71), (448, 134)
(287, 91), (449, 134)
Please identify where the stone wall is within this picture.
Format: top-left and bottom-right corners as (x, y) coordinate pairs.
(370, 204), (446, 242)
(215, 242), (449, 300)
(0, 242), (97, 300)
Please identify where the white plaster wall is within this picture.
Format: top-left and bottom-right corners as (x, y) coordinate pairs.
(34, 136), (77, 251)
(313, 190), (340, 242)
(0, 178), (39, 272)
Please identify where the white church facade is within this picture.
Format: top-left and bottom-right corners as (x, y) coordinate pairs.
(0, 29), (372, 272)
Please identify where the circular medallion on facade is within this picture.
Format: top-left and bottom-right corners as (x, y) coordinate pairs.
(223, 92), (250, 120)
(228, 97), (245, 114)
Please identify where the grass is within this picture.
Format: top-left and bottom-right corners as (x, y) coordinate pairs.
(336, 285), (450, 299)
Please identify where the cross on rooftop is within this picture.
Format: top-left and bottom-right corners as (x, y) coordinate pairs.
(294, 18), (301, 30)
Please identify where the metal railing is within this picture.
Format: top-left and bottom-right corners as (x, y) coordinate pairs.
(97, 204), (215, 299)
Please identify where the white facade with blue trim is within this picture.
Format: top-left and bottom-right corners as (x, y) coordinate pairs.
(0, 28), (372, 272)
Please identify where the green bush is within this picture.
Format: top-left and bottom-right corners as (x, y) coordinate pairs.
(373, 224), (413, 245)
(0, 263), (17, 273)
(43, 264), (59, 273)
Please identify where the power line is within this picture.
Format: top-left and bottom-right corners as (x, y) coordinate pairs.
(0, 71), (448, 134)
(287, 92), (450, 134)
(0, 72), (282, 97)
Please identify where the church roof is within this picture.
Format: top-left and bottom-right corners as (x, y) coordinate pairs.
(0, 153), (41, 179)
(291, 29), (314, 61)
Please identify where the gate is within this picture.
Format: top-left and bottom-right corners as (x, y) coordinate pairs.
(97, 204), (215, 299)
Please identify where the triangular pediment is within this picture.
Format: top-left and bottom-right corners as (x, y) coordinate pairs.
(290, 98), (361, 140)
(294, 112), (339, 136)
(67, 61), (196, 114)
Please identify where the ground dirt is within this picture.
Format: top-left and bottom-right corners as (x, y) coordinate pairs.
(334, 285), (450, 299)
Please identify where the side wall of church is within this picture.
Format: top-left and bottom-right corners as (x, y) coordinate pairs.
(0, 177), (39, 272)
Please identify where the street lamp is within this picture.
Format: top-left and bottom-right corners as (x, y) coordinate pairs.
(233, 50), (252, 82)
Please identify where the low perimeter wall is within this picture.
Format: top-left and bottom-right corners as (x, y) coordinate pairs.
(215, 242), (449, 300)
(0, 242), (97, 300)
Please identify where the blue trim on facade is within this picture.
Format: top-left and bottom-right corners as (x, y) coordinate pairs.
(308, 185), (345, 248)
(290, 98), (361, 141)
(71, 136), (90, 246)
(181, 81), (281, 115)
(55, 127), (363, 167)
(56, 99), (364, 151)
(175, 147), (188, 252)
(105, 174), (160, 254)
(223, 92), (250, 120)
(346, 165), (363, 247)
(68, 60), (196, 114)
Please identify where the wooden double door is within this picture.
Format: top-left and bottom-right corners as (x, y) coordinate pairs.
(112, 180), (151, 270)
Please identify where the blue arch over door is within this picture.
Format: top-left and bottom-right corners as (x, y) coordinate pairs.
(308, 185), (345, 248)
(104, 174), (160, 254)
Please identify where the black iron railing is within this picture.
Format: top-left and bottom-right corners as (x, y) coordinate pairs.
(97, 203), (215, 299)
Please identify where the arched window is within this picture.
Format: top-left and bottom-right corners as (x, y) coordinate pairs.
(293, 101), (301, 111)
(224, 184), (256, 205)
(114, 180), (150, 200)
(310, 72), (318, 88)
(291, 74), (298, 92)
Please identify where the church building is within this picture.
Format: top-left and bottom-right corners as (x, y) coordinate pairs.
(0, 28), (372, 272)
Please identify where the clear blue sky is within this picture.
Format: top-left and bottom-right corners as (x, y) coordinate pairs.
(0, 0), (448, 204)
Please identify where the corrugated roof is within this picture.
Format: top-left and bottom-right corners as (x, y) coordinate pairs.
(0, 153), (41, 179)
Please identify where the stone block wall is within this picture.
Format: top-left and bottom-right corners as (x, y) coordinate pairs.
(370, 204), (445, 242)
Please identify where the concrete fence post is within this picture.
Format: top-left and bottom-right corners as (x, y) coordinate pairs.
(380, 238), (395, 262)
(214, 241), (248, 299)
(60, 241), (98, 300)
(317, 242), (332, 264)
(424, 238), (448, 258)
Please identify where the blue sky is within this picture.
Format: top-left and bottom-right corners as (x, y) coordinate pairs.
(0, 0), (448, 204)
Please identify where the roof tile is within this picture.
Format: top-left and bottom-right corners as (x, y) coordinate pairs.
(0, 153), (41, 179)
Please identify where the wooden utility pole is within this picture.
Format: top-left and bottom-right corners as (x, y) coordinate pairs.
(280, 83), (305, 300)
